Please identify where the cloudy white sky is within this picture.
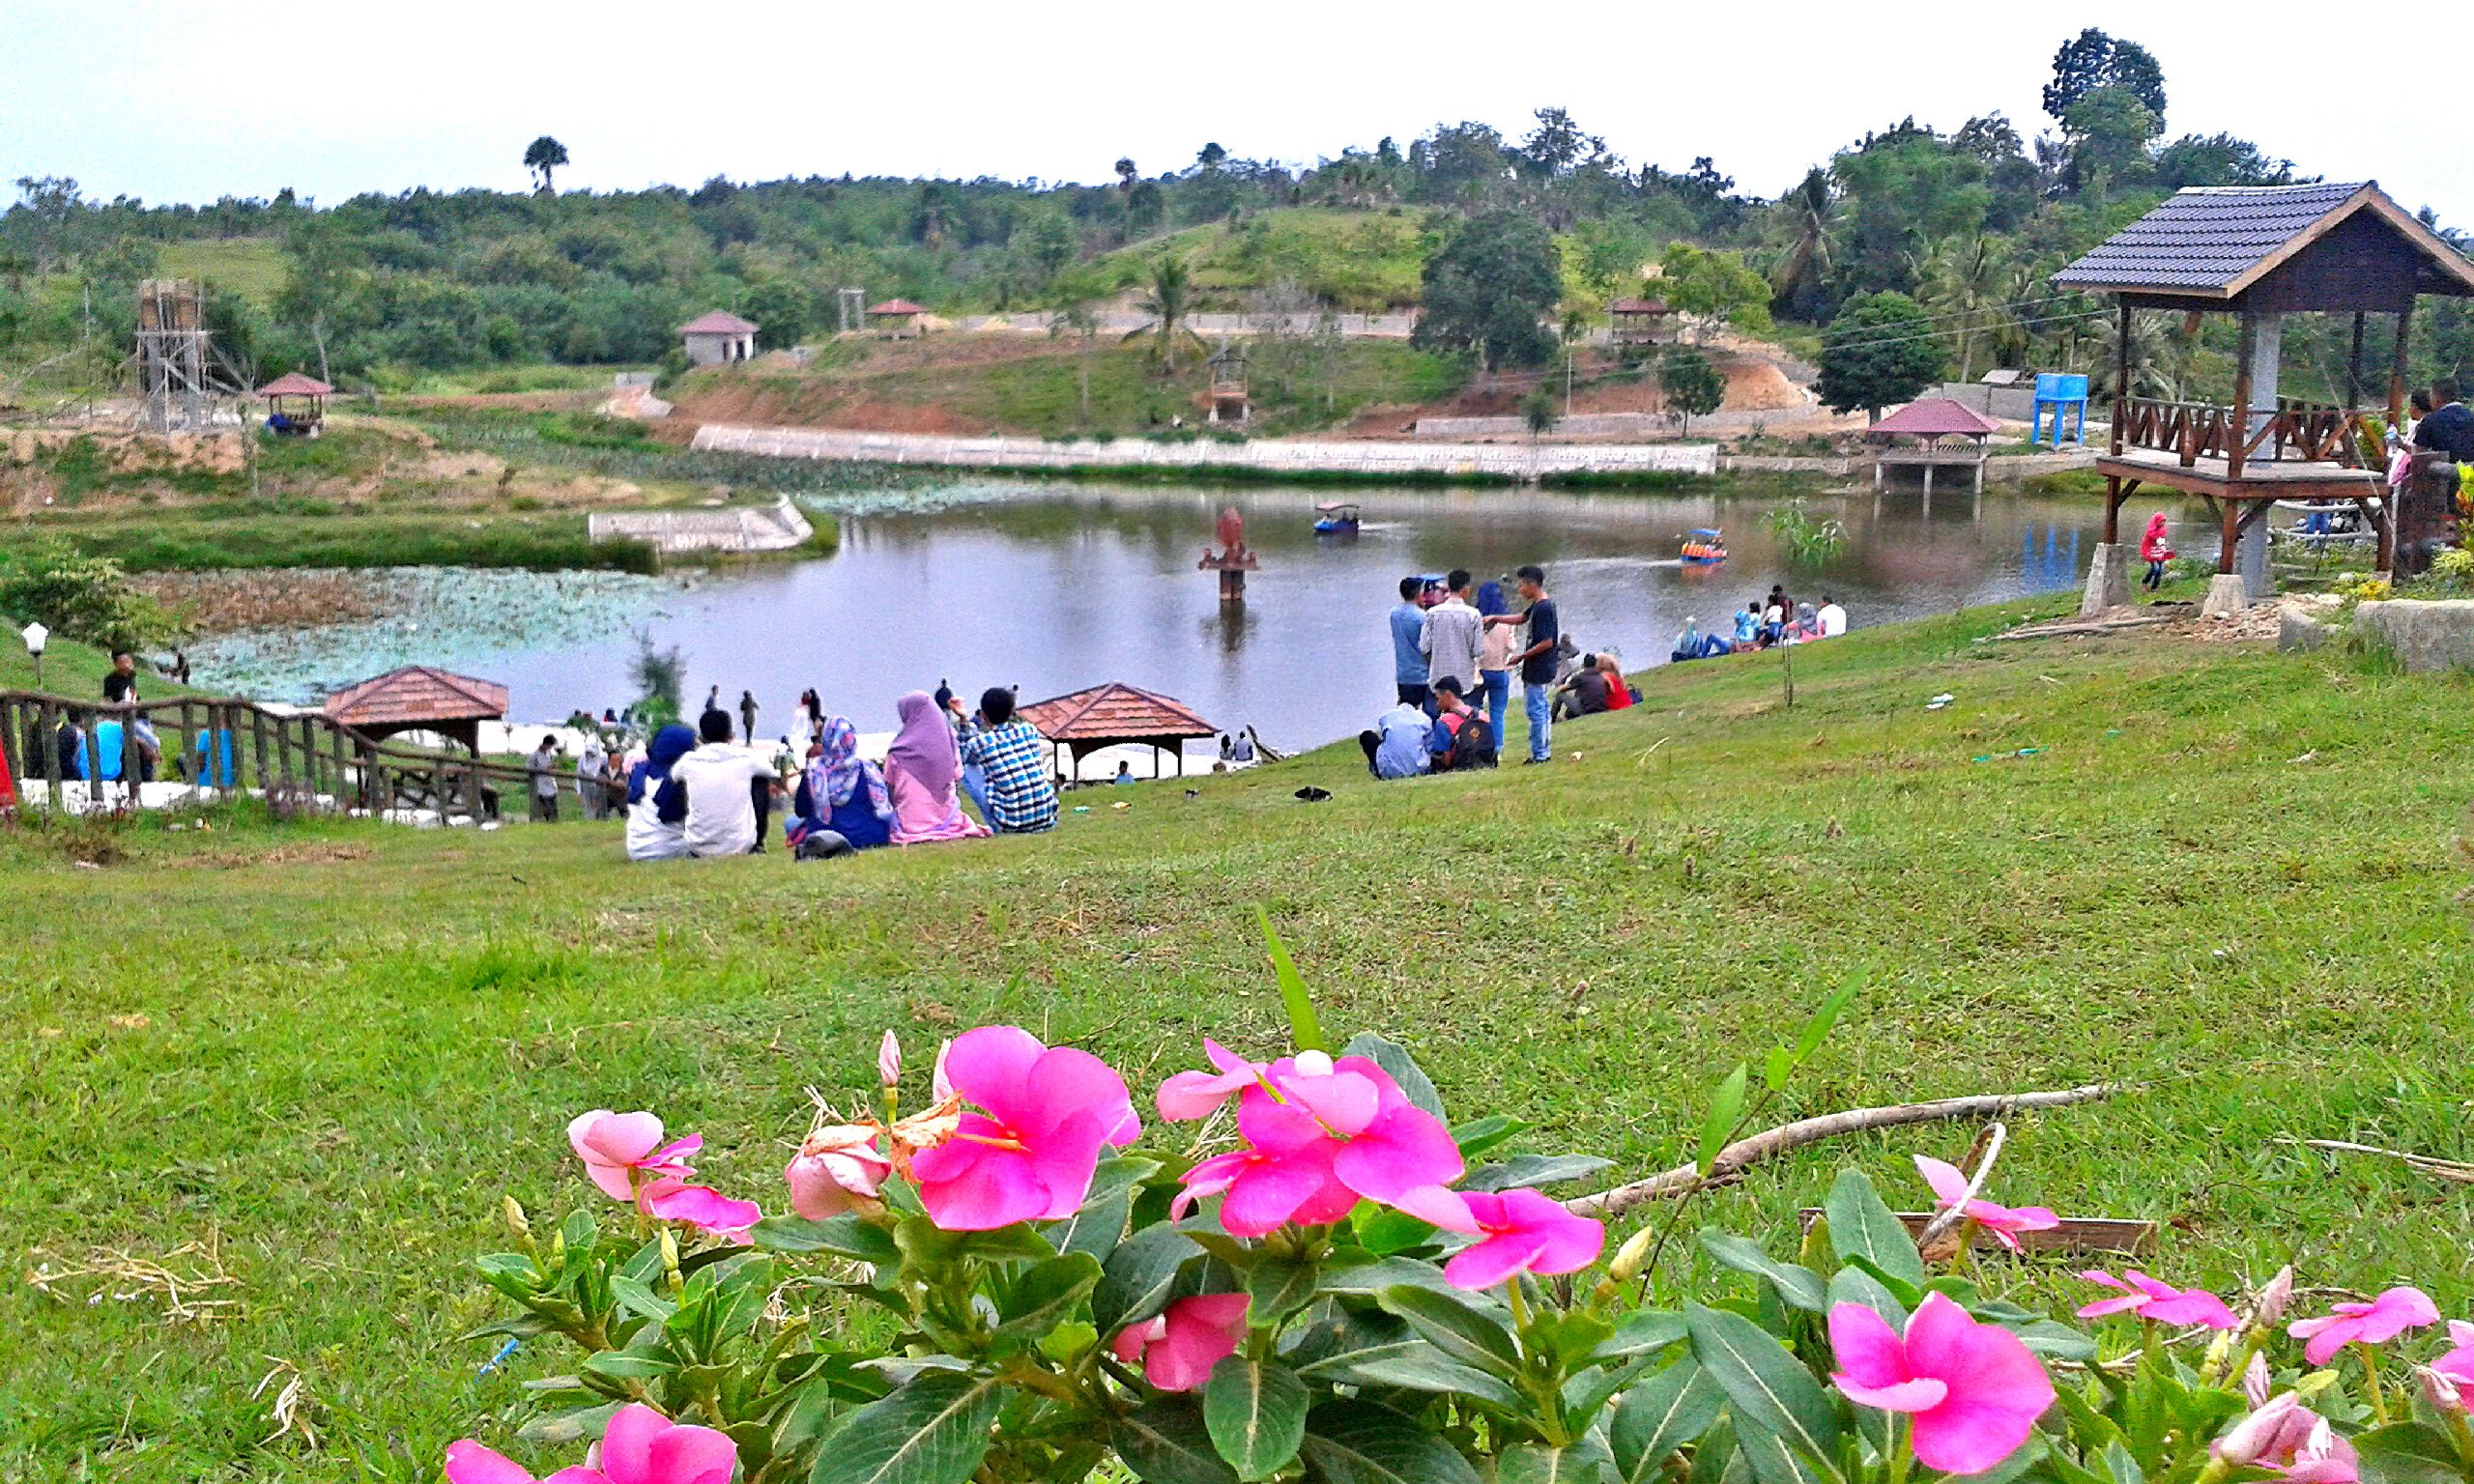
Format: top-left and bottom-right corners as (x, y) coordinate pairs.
(4, 0), (2465, 220)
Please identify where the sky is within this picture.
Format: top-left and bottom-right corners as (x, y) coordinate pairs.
(3, 0), (2465, 221)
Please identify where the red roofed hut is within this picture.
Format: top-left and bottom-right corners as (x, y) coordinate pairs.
(866, 299), (928, 339)
(678, 310), (760, 366)
(1609, 298), (1674, 347)
(1867, 397), (2004, 497)
(1017, 682), (1217, 782)
(257, 371), (334, 436)
(323, 666), (509, 755)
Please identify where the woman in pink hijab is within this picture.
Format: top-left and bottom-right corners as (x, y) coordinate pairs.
(885, 691), (990, 844)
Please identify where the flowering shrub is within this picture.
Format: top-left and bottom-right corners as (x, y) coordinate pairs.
(456, 964), (2474, 1484)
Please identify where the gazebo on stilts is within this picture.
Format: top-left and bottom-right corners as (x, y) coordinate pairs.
(2056, 182), (2474, 616)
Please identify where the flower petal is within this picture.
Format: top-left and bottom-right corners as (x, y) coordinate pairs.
(1390, 1183), (1482, 1234)
(942, 1026), (1047, 1124)
(917, 1146), (1045, 1231)
(1837, 1376), (1949, 1413)
(446, 1441), (538, 1484)
(597, 1403), (667, 1484)
(645, 1423), (737, 1484)
(1443, 1231), (1551, 1290)
(1332, 1105), (1463, 1202)
(1827, 1300), (1910, 1390)
(1913, 1155), (1971, 1207)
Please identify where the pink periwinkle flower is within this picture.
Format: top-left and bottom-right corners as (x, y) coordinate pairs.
(1173, 1096), (1360, 1237)
(2242, 1351), (2274, 1409)
(568, 1111), (701, 1204)
(2434, 1321), (2474, 1385)
(1157, 1042), (1380, 1130)
(1914, 1156), (2058, 1253)
(2075, 1270), (2239, 1329)
(1109, 1294), (1251, 1392)
(2213, 1393), (2359, 1484)
(639, 1180), (761, 1242)
(1392, 1185), (1605, 1290)
(446, 1403), (735, 1484)
(2254, 1265), (2296, 1327)
(877, 1031), (902, 1089)
(2287, 1287), (2439, 1367)
(1327, 1057), (1463, 1203)
(1828, 1293), (2056, 1476)
(907, 1026), (1139, 1231)
(785, 1124), (893, 1219)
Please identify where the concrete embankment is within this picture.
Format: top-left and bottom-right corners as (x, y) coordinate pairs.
(690, 424), (1719, 482)
(588, 495), (814, 555)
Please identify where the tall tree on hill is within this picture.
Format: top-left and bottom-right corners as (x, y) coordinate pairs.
(1816, 292), (1944, 419)
(1124, 257), (1205, 373)
(1766, 167), (1837, 318)
(524, 136), (570, 195)
(1659, 344), (1725, 436)
(2042, 29), (2166, 128)
(1410, 210), (1559, 374)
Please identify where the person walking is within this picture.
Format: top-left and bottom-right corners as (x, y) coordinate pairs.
(737, 690), (760, 747)
(1487, 565), (1560, 764)
(1389, 576), (1430, 709)
(576, 736), (609, 819)
(529, 736), (562, 822)
(1419, 568), (1484, 709)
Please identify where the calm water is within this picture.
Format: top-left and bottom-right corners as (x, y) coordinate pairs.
(192, 479), (2103, 753)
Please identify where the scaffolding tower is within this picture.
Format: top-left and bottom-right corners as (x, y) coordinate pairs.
(135, 279), (213, 432)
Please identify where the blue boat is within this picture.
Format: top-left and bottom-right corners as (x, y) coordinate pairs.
(1680, 528), (1727, 564)
(1312, 501), (1361, 535)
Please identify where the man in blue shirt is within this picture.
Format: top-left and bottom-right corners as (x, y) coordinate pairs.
(1359, 700), (1432, 780)
(1389, 576), (1429, 708)
(958, 687), (1059, 834)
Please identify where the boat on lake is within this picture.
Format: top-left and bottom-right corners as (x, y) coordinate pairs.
(1680, 528), (1728, 564)
(1312, 501), (1361, 535)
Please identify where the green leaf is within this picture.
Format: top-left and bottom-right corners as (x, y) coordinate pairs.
(1821, 1171), (1924, 1287)
(1317, 1252), (1453, 1298)
(517, 1401), (620, 1446)
(1247, 1258), (1321, 1326)
(1373, 1285), (1521, 1379)
(2011, 1318), (2099, 1361)
(1053, 1185), (1133, 1261)
(2352, 1421), (2467, 1484)
(608, 1274), (677, 1321)
(2098, 1440), (2144, 1484)
(1731, 1418), (1839, 1484)
(1794, 974), (1861, 1062)
(1351, 1206), (1441, 1256)
(1763, 1046), (1794, 1094)
(1698, 1066), (1748, 1178)
(1598, 1310), (1688, 1358)
(1683, 1304), (1840, 1473)
(1041, 1321), (1099, 1364)
(1611, 1360), (1727, 1483)
(1340, 1033), (1446, 1120)
(1451, 1115), (1528, 1161)
(1259, 910), (1328, 1053)
(1697, 1232), (1827, 1313)
(1823, 1266), (1906, 1327)
(1114, 1396), (1241, 1484)
(1297, 1400), (1482, 1484)
(1461, 1154), (1617, 1192)
(753, 1213), (902, 1264)
(810, 1371), (1009, 1484)
(1094, 1224), (1199, 1333)
(1203, 1356), (1309, 1481)
(993, 1252), (1101, 1337)
(1295, 1340), (1524, 1409)
(581, 1350), (678, 1381)
(1497, 1437), (1617, 1484)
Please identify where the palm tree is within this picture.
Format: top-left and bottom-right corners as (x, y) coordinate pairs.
(523, 136), (569, 195)
(1915, 234), (2006, 383)
(1123, 258), (1207, 374)
(1766, 168), (1836, 315)
(1050, 300), (1100, 423)
(2087, 309), (2190, 401)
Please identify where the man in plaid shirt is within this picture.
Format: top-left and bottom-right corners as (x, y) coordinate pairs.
(958, 687), (1059, 834)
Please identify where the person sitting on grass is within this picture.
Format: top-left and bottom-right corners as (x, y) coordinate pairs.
(887, 691), (992, 844)
(789, 715), (893, 857)
(622, 723), (697, 863)
(1427, 677), (1496, 772)
(1733, 602), (1761, 647)
(675, 708), (787, 858)
(1597, 652), (1635, 709)
(960, 687), (1061, 835)
(1360, 699), (1432, 780)
(1556, 654), (1610, 721)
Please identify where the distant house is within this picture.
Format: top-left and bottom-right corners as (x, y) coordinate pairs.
(866, 299), (928, 340)
(678, 310), (759, 366)
(1609, 298), (1675, 347)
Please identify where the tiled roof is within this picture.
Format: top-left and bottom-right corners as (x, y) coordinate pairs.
(256, 371), (333, 397)
(2052, 183), (2452, 298)
(678, 310), (759, 335)
(1017, 682), (1215, 742)
(1609, 298), (1671, 314)
(323, 666), (509, 726)
(1869, 397), (2003, 437)
(866, 299), (928, 315)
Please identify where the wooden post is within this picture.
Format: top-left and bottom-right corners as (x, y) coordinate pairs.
(119, 703), (140, 808)
(249, 707), (272, 796)
(274, 709), (296, 798)
(2228, 314), (2256, 482)
(2389, 302), (2414, 430)
(2347, 312), (2366, 411)
(2111, 300), (2130, 457)
(37, 700), (59, 799)
(2218, 499), (2240, 576)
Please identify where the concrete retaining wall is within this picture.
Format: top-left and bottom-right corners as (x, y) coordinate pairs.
(589, 495), (814, 555)
(692, 423), (1719, 481)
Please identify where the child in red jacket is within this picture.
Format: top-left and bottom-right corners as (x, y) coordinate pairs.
(2139, 512), (2174, 590)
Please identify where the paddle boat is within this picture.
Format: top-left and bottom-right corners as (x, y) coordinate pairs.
(1312, 501), (1361, 535)
(1680, 528), (1728, 564)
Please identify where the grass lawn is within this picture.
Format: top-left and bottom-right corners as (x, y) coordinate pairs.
(6, 598), (2471, 1480)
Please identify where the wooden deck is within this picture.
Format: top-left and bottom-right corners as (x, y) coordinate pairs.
(2097, 445), (2383, 502)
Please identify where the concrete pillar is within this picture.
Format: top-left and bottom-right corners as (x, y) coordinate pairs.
(2236, 516), (2274, 597)
(2081, 542), (2132, 616)
(2247, 314), (2283, 459)
(2201, 573), (2249, 617)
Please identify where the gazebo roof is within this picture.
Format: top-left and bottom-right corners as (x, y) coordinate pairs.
(2053, 183), (2474, 302)
(1018, 682), (1215, 743)
(867, 299), (928, 316)
(257, 371), (333, 398)
(323, 666), (509, 728)
(678, 310), (760, 335)
(1609, 298), (1671, 315)
(1869, 398), (2003, 438)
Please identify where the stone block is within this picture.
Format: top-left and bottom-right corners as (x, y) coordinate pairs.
(2351, 599), (2474, 672)
(2080, 542), (2131, 616)
(2201, 574), (2249, 618)
(2277, 606), (2328, 652)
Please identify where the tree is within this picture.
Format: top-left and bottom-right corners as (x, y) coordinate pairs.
(2060, 87), (2161, 186)
(1816, 291), (1944, 418)
(1517, 106), (1607, 181)
(1654, 242), (1772, 340)
(1409, 210), (1560, 373)
(1521, 386), (1559, 439)
(1660, 344), (1724, 435)
(1766, 168), (1837, 317)
(1050, 300), (1100, 423)
(2042, 29), (2167, 127)
(524, 136), (570, 195)
(2154, 133), (2293, 189)
(1123, 257), (1205, 372)
(738, 279), (818, 350)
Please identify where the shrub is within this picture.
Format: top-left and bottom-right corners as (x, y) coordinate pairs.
(0, 538), (179, 652)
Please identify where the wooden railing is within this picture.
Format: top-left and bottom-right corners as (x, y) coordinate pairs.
(2114, 396), (2378, 473)
(0, 690), (588, 825)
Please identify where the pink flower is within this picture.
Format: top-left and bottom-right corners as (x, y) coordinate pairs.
(1157, 1043), (1382, 1130)
(1914, 1156), (2059, 1253)
(907, 1026), (1139, 1231)
(2213, 1393), (2359, 1484)
(1326, 1056), (1462, 1202)
(1828, 1293), (2056, 1475)
(785, 1124), (893, 1218)
(2419, 1365), (2465, 1416)
(2255, 1265), (2296, 1327)
(1392, 1185), (1605, 1290)
(2075, 1270), (2239, 1329)
(2432, 1321), (2474, 1388)
(445, 1403), (735, 1484)
(877, 1031), (902, 1089)
(568, 1111), (701, 1204)
(1110, 1294), (1251, 1392)
(2287, 1287), (2439, 1367)
(640, 1180), (762, 1241)
(1173, 1096), (1359, 1237)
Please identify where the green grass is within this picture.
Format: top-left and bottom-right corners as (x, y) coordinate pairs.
(15, 505), (657, 574)
(6, 601), (2472, 1480)
(1060, 207), (1434, 313)
(154, 238), (291, 306)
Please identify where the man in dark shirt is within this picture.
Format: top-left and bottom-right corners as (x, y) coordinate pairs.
(101, 649), (140, 704)
(1486, 564), (1561, 764)
(2413, 379), (2474, 464)
(1559, 655), (1611, 719)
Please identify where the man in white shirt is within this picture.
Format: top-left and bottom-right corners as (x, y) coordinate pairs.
(1417, 568), (1485, 707)
(674, 710), (784, 858)
(1817, 595), (1848, 638)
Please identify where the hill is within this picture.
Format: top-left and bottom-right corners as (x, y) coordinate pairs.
(7, 597), (2469, 1478)
(1060, 207), (1436, 312)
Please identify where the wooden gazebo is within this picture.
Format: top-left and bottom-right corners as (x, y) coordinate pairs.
(257, 371), (333, 436)
(1609, 298), (1674, 347)
(1017, 682), (1216, 782)
(866, 299), (928, 339)
(322, 666), (508, 755)
(2054, 182), (2474, 611)
(1867, 397), (2002, 497)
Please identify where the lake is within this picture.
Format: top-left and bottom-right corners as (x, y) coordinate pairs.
(186, 477), (2103, 755)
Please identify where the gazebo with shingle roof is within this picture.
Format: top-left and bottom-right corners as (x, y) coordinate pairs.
(1867, 396), (2004, 497)
(866, 299), (928, 339)
(1017, 682), (1216, 782)
(678, 309), (760, 366)
(322, 666), (509, 754)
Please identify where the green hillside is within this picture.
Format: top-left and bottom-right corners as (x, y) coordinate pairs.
(1062, 207), (1437, 312)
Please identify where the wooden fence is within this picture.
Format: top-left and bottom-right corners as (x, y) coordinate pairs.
(2116, 396), (2376, 471)
(0, 690), (591, 825)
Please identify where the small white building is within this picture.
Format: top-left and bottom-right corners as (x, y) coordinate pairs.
(678, 310), (759, 367)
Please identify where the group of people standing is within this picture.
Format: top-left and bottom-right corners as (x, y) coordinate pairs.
(1369, 564), (1568, 779)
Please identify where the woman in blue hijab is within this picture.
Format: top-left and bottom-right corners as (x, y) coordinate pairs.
(1474, 581), (1515, 756)
(623, 723), (697, 861)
